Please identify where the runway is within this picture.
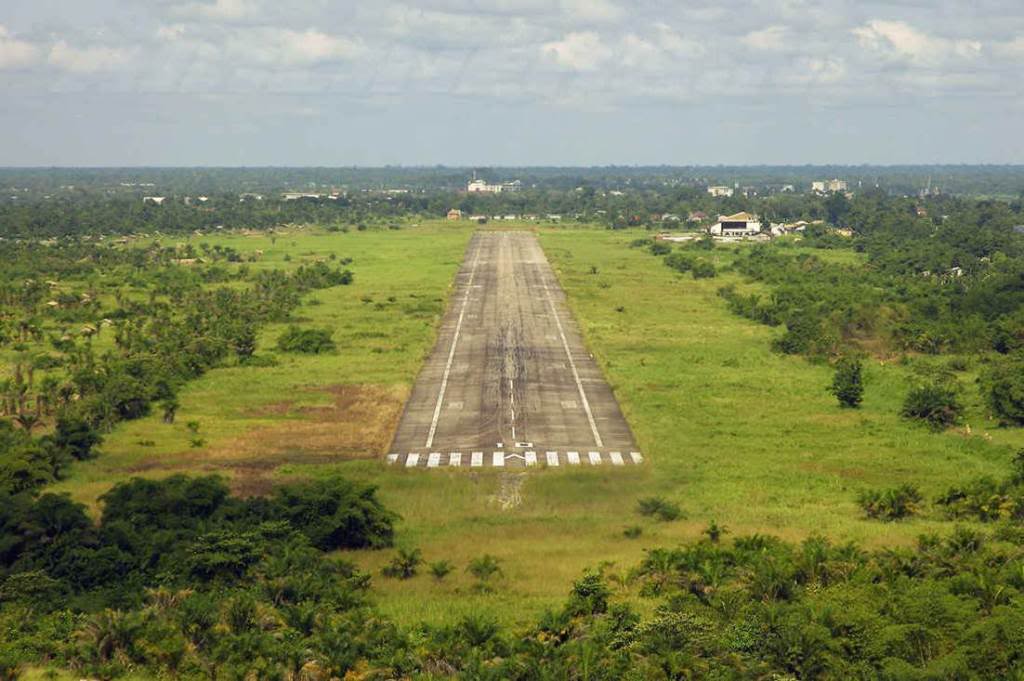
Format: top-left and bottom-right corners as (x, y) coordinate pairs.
(388, 231), (639, 469)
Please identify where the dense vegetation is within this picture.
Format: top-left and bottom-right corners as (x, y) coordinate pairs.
(3, 169), (1024, 677)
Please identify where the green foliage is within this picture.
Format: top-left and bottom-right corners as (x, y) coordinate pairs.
(428, 560), (454, 581)
(902, 381), (962, 430)
(637, 496), (682, 521)
(859, 484), (923, 521)
(830, 356), (864, 408)
(466, 554), (503, 591)
(649, 242), (671, 256)
(382, 548), (422, 579)
(276, 325), (337, 354)
(269, 477), (397, 550)
(981, 354), (1024, 425)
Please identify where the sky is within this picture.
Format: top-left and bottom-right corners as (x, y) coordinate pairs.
(0, 0), (1023, 166)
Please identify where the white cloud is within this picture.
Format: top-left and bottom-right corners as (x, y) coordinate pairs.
(0, 25), (40, 70)
(226, 28), (363, 66)
(48, 41), (130, 73)
(542, 31), (611, 71)
(742, 25), (790, 52)
(173, 0), (252, 21)
(560, 0), (623, 23)
(156, 24), (187, 41)
(853, 20), (981, 65)
(799, 56), (846, 84)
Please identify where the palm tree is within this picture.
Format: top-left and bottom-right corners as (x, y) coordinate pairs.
(14, 413), (41, 433)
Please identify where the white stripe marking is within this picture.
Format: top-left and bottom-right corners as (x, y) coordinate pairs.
(425, 241), (482, 448)
(427, 452), (441, 468)
(386, 453), (399, 464)
(588, 451), (602, 465)
(546, 451), (559, 466)
(493, 451), (505, 467)
(610, 451), (624, 466)
(541, 284), (603, 447)
(630, 451), (644, 464)
(405, 453), (420, 468)
(567, 451), (580, 465)
(449, 452), (462, 466)
(525, 451), (537, 466)
(471, 451), (483, 467)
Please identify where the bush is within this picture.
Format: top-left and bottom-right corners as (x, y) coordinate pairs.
(382, 548), (422, 579)
(276, 325), (337, 354)
(649, 242), (671, 256)
(467, 554), (503, 591)
(270, 477), (397, 550)
(859, 484), (923, 521)
(981, 357), (1024, 425)
(691, 260), (716, 279)
(830, 357), (864, 408)
(901, 382), (962, 430)
(637, 496), (681, 522)
(53, 416), (102, 461)
(428, 560), (454, 581)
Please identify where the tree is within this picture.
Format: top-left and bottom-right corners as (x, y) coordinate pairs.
(54, 416), (102, 460)
(829, 357), (864, 408)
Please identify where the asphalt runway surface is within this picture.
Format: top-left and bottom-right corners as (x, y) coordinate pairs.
(388, 231), (640, 469)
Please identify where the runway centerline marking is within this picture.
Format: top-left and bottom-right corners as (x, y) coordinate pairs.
(541, 283), (604, 448)
(424, 241), (482, 449)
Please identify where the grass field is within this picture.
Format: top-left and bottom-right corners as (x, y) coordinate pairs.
(45, 223), (1024, 629)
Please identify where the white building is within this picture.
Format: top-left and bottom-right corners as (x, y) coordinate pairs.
(709, 212), (761, 237)
(467, 179), (521, 194)
(811, 179), (848, 194)
(142, 196), (166, 205)
(707, 185), (734, 198)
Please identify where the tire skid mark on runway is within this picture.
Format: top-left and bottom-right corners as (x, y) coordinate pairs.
(424, 240), (482, 449)
(541, 281), (604, 448)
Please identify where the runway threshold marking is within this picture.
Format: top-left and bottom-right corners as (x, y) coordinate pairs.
(424, 240), (482, 449)
(541, 282), (604, 448)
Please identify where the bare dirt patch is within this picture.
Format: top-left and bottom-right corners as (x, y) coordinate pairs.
(129, 384), (409, 495)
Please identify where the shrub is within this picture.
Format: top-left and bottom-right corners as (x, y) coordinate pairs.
(637, 496), (681, 522)
(691, 260), (716, 279)
(981, 357), (1024, 425)
(269, 477), (397, 550)
(649, 242), (671, 256)
(467, 554), (503, 591)
(53, 416), (102, 461)
(428, 560), (454, 581)
(859, 484), (923, 521)
(830, 357), (864, 408)
(901, 382), (962, 430)
(382, 548), (422, 579)
(623, 525), (643, 539)
(276, 325), (337, 354)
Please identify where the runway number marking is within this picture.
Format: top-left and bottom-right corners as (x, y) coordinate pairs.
(525, 451), (537, 466)
(542, 284), (604, 448)
(425, 240), (482, 449)
(493, 452), (505, 467)
(546, 451), (559, 466)
(405, 453), (420, 468)
(471, 451), (483, 467)
(610, 451), (624, 466)
(567, 451), (580, 465)
(630, 451), (644, 464)
(427, 452), (441, 468)
(588, 451), (602, 465)
(449, 452), (462, 466)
